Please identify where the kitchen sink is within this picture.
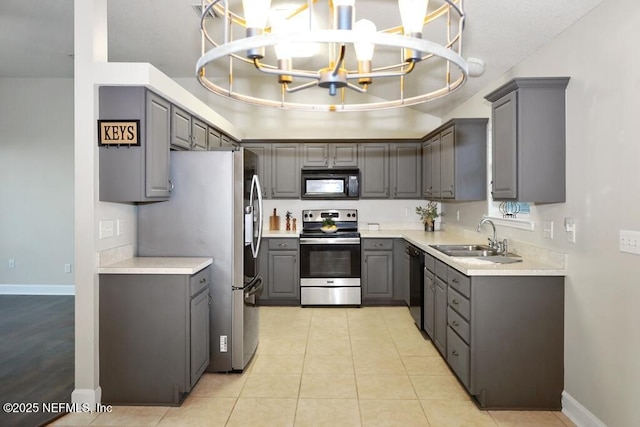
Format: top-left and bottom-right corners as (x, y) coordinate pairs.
(430, 244), (522, 263)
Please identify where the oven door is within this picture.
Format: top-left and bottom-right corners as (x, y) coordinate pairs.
(299, 238), (361, 281)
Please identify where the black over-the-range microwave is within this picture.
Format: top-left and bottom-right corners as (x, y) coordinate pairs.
(301, 168), (360, 199)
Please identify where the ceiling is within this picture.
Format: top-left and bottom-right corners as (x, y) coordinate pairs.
(1, 0), (603, 117)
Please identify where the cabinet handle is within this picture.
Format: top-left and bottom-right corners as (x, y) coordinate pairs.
(452, 299), (459, 305)
(451, 350), (459, 357)
(452, 320), (459, 327)
(208, 294), (212, 305)
(452, 278), (459, 284)
(200, 278), (207, 284)
(394, 187), (397, 197)
(278, 243), (287, 247)
(168, 180), (174, 192)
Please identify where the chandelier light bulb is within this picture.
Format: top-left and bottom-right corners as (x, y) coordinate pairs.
(354, 19), (377, 62)
(398, 0), (429, 35)
(242, 0), (272, 30)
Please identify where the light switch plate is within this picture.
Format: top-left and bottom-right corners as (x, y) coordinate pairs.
(99, 220), (114, 239)
(543, 221), (554, 239)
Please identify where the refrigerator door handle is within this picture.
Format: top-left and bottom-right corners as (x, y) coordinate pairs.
(249, 174), (264, 258)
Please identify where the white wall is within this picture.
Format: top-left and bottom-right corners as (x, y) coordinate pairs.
(0, 78), (74, 288)
(441, 0), (640, 425)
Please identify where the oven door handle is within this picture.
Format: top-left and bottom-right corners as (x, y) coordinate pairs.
(300, 238), (361, 245)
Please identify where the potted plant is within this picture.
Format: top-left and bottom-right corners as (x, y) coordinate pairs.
(321, 217), (338, 233)
(416, 202), (439, 232)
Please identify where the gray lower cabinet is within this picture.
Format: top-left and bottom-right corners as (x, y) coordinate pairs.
(99, 86), (171, 202)
(421, 118), (488, 201)
(433, 259), (448, 355)
(362, 239), (394, 301)
(442, 264), (564, 410)
(99, 267), (211, 405)
(257, 238), (300, 305)
(422, 254), (436, 341)
(484, 77), (569, 203)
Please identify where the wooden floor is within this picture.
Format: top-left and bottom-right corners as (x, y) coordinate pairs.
(0, 295), (74, 427)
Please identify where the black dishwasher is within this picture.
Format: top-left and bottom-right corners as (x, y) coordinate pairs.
(405, 244), (424, 330)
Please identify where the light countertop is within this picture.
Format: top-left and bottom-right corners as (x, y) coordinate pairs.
(98, 257), (213, 275)
(262, 228), (565, 277)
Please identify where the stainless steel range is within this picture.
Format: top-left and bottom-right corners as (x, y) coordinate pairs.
(299, 209), (361, 306)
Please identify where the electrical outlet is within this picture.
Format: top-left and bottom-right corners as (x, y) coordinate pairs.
(9, 258), (15, 269)
(64, 264), (72, 273)
(543, 221), (554, 239)
(456, 210), (460, 221)
(620, 230), (640, 255)
(117, 219), (124, 236)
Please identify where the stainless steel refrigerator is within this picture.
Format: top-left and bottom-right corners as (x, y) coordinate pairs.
(137, 148), (264, 372)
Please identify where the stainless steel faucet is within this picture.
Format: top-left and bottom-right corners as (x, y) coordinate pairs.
(477, 218), (507, 254)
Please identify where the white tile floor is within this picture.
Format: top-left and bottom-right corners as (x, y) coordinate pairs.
(51, 306), (575, 426)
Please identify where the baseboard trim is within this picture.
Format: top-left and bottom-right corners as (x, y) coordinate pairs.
(71, 387), (102, 407)
(562, 391), (607, 427)
(0, 284), (75, 295)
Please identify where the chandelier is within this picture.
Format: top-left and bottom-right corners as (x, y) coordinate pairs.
(196, 0), (468, 112)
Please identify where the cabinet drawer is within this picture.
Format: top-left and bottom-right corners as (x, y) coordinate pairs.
(190, 268), (210, 297)
(447, 267), (471, 298)
(448, 286), (470, 321)
(268, 238), (298, 250)
(447, 307), (470, 344)
(363, 239), (393, 250)
(447, 326), (470, 390)
(435, 259), (448, 280)
(424, 253), (435, 272)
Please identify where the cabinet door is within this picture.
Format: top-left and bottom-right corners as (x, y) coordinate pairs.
(403, 250), (410, 306)
(491, 91), (518, 199)
(359, 143), (390, 198)
(207, 127), (221, 149)
(440, 127), (455, 199)
(221, 134), (235, 148)
(302, 143), (329, 167)
(430, 135), (442, 199)
(190, 289), (210, 387)
(145, 91), (171, 198)
(268, 251), (299, 298)
(434, 277), (447, 355)
(171, 106), (192, 150)
(192, 117), (208, 151)
(422, 140), (433, 198)
(331, 143), (359, 167)
(423, 268), (435, 339)
(362, 251), (393, 299)
(391, 143), (421, 198)
(271, 144), (300, 198)
(243, 143), (271, 199)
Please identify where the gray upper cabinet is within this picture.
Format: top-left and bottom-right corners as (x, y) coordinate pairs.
(359, 143), (390, 198)
(484, 77), (569, 203)
(221, 134), (236, 148)
(99, 86), (171, 203)
(242, 143), (271, 199)
(242, 141), (297, 199)
(171, 105), (192, 150)
(390, 142), (422, 199)
(191, 117), (208, 151)
(271, 144), (300, 198)
(422, 118), (488, 201)
(207, 127), (221, 149)
(301, 143), (358, 168)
